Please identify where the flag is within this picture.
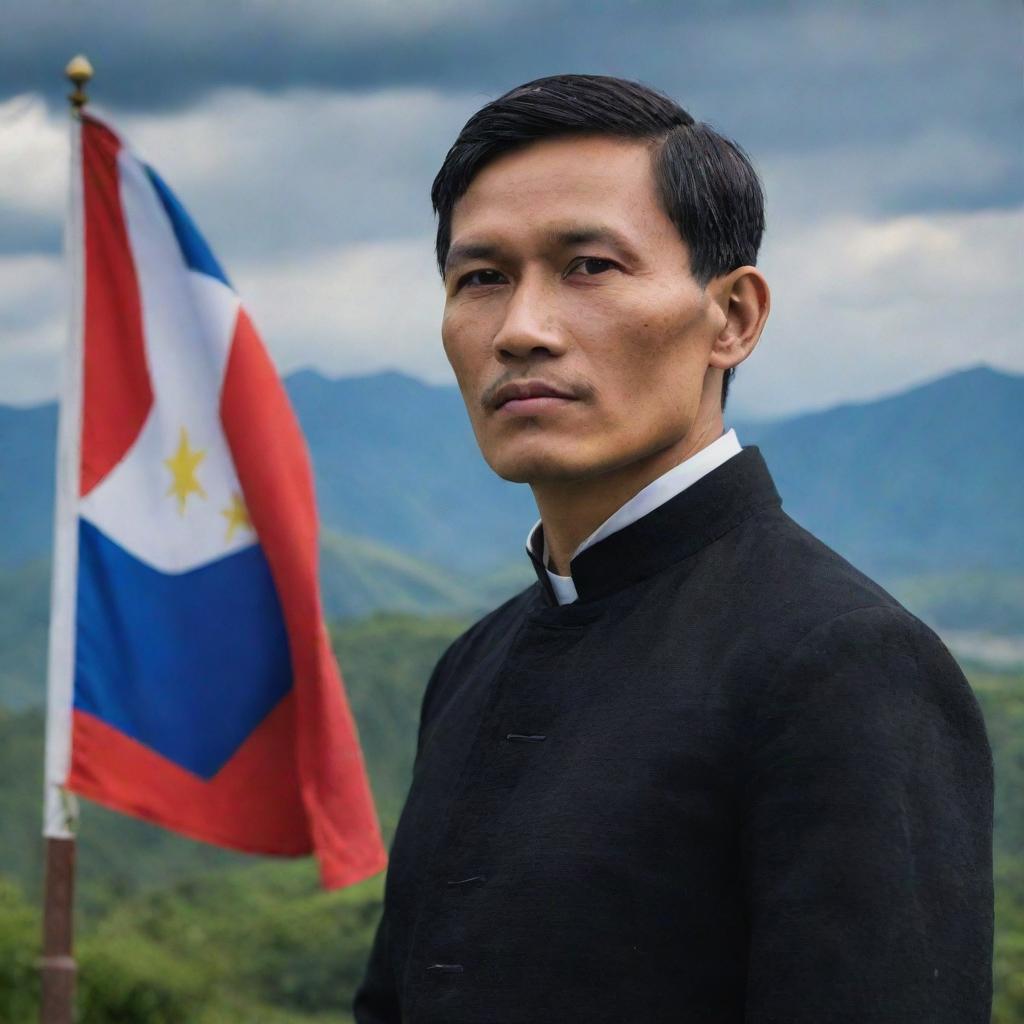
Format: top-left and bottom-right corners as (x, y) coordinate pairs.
(43, 110), (387, 889)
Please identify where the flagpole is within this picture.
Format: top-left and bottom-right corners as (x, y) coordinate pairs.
(39, 838), (75, 1024)
(39, 53), (92, 1024)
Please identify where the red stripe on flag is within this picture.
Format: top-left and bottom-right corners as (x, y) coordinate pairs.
(67, 695), (309, 854)
(79, 114), (153, 497)
(219, 307), (387, 888)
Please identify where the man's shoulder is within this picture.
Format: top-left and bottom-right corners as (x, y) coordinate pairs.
(692, 505), (963, 682)
(723, 507), (971, 705)
(723, 504), (909, 629)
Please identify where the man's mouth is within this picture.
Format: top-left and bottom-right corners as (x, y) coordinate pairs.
(490, 379), (578, 414)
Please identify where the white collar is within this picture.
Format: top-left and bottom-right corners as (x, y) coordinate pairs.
(525, 429), (743, 605)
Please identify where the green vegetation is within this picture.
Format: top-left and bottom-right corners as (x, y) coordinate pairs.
(0, 559), (50, 712)
(971, 665), (1024, 1023)
(318, 531), (486, 622)
(0, 615), (1021, 1020)
(0, 863), (381, 1023)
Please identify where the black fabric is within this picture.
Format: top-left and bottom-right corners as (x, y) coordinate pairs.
(353, 446), (994, 1023)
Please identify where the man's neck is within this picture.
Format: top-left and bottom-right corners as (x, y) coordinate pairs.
(532, 416), (725, 576)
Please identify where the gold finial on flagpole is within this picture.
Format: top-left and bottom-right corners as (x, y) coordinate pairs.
(65, 55), (93, 113)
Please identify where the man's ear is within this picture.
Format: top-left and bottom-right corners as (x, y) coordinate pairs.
(708, 266), (770, 372)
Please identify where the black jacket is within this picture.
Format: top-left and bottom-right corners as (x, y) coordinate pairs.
(354, 446), (994, 1023)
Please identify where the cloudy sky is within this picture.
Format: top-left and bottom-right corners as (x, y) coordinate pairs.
(1, 0), (1020, 418)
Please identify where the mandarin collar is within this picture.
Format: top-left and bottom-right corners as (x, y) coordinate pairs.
(526, 446), (782, 607)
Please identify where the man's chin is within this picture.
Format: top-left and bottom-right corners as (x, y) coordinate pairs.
(483, 446), (610, 485)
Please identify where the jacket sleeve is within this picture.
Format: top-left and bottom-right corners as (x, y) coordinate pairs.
(740, 605), (994, 1023)
(352, 645), (456, 1023)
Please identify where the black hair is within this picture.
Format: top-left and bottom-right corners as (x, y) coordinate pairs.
(430, 74), (765, 410)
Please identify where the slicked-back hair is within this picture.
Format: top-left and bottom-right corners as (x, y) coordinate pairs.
(430, 74), (765, 409)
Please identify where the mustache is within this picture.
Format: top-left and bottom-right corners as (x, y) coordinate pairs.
(480, 372), (596, 411)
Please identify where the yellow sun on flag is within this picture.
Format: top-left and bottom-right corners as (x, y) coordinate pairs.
(221, 491), (253, 542)
(164, 426), (207, 515)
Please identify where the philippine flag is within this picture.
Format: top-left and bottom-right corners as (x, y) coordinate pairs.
(43, 111), (387, 889)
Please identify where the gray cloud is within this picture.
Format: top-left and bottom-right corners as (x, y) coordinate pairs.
(1, 0), (1020, 409)
(0, 204), (62, 254)
(5, 0), (1021, 265)
(7, 1), (1020, 162)
(0, 86), (477, 258)
(732, 204), (1024, 419)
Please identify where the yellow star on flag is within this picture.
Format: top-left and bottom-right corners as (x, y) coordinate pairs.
(164, 426), (207, 515)
(221, 491), (253, 542)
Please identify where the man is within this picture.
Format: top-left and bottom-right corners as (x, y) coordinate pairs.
(354, 74), (993, 1022)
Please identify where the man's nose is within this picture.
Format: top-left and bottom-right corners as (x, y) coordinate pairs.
(492, 275), (567, 362)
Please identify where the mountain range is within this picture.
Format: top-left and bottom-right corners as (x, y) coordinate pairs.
(3, 362), (1021, 573)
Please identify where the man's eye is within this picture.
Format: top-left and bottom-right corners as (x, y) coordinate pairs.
(568, 257), (616, 277)
(457, 269), (504, 290)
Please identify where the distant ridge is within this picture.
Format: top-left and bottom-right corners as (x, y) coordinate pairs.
(740, 363), (1024, 577)
(735, 363), (1016, 428)
(1, 364), (1021, 579)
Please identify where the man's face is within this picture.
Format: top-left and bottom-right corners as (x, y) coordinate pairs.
(441, 134), (726, 485)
